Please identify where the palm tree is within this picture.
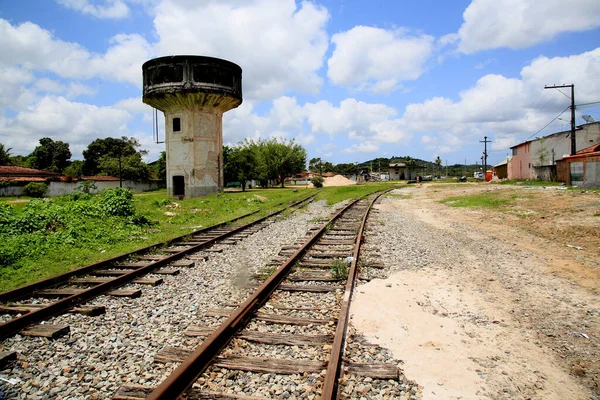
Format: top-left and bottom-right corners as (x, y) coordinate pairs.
(0, 144), (12, 166)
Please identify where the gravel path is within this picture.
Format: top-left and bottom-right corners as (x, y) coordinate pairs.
(0, 200), (341, 399)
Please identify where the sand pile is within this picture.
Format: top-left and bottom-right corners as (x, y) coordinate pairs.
(322, 174), (356, 187)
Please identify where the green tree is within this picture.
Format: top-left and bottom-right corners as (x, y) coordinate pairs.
(83, 137), (142, 176)
(63, 160), (84, 178)
(0, 144), (12, 166)
(156, 151), (167, 181)
(224, 145), (258, 191)
(435, 156), (442, 176)
(309, 157), (322, 173)
(98, 153), (150, 181)
(258, 138), (306, 188)
(29, 138), (71, 173)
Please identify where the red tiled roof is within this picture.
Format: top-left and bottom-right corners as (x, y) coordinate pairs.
(0, 166), (59, 176)
(0, 176), (48, 182)
(576, 143), (600, 155)
(80, 175), (120, 181)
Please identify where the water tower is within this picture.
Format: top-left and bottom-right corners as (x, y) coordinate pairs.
(142, 55), (242, 198)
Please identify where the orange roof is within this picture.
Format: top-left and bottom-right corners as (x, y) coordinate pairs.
(0, 176), (48, 182)
(81, 175), (120, 181)
(576, 143), (600, 155)
(0, 166), (58, 176)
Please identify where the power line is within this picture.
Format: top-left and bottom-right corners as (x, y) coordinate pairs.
(554, 88), (571, 100)
(576, 100), (600, 107)
(523, 106), (570, 142)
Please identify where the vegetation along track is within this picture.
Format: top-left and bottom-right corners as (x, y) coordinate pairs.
(113, 190), (396, 400)
(0, 194), (316, 343)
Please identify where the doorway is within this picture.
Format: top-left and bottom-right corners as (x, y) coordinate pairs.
(173, 175), (185, 197)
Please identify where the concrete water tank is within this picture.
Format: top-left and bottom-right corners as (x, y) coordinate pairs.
(142, 55), (242, 198)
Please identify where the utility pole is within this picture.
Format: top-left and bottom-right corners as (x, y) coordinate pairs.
(545, 84), (575, 155)
(480, 136), (491, 178)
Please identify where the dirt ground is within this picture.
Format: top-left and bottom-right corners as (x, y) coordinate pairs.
(351, 183), (599, 400)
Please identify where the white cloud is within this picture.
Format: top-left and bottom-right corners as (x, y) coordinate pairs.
(401, 47), (600, 153)
(304, 98), (396, 135)
(0, 19), (151, 86)
(458, 0), (600, 53)
(0, 96), (132, 156)
(152, 0), (329, 101)
(33, 79), (96, 99)
(343, 141), (379, 154)
(56, 0), (130, 19)
(327, 26), (434, 93)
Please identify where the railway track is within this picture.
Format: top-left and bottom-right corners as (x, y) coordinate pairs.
(0, 194), (315, 344)
(113, 190), (398, 399)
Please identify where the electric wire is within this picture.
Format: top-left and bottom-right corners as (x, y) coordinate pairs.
(522, 106), (570, 142)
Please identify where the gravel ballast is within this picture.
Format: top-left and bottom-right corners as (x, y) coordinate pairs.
(0, 200), (342, 399)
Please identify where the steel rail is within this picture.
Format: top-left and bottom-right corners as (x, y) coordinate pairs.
(146, 194), (371, 400)
(0, 194), (316, 340)
(0, 210), (259, 304)
(320, 189), (390, 399)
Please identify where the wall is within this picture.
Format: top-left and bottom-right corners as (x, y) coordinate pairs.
(532, 166), (556, 181)
(508, 142), (532, 179)
(389, 167), (417, 180)
(1, 180), (159, 197)
(530, 123), (600, 166)
(567, 155), (600, 188)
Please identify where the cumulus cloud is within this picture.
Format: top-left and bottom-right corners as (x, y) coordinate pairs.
(402, 47), (600, 152)
(57, 0), (130, 19)
(458, 0), (600, 53)
(152, 0), (329, 101)
(0, 19), (151, 86)
(0, 96), (132, 156)
(327, 26), (434, 93)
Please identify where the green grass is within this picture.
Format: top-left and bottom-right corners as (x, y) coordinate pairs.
(0, 183), (395, 292)
(314, 182), (396, 205)
(440, 192), (525, 209)
(0, 188), (312, 292)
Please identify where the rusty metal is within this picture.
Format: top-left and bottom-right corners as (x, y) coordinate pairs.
(320, 189), (390, 399)
(0, 209), (258, 305)
(146, 197), (364, 399)
(0, 195), (315, 341)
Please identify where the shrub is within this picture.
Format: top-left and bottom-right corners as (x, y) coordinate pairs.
(23, 182), (48, 198)
(311, 176), (325, 188)
(99, 187), (135, 217)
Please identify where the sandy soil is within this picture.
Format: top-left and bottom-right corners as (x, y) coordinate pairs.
(351, 183), (599, 400)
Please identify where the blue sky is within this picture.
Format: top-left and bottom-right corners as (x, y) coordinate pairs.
(1, 0), (599, 168)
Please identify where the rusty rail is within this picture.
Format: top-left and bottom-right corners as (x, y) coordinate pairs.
(146, 193), (380, 399)
(320, 189), (389, 399)
(0, 194), (315, 340)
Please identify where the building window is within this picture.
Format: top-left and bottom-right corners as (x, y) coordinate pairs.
(512, 148), (518, 156)
(173, 117), (181, 132)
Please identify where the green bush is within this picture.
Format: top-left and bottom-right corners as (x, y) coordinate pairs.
(311, 176), (325, 188)
(100, 187), (135, 217)
(22, 182), (48, 198)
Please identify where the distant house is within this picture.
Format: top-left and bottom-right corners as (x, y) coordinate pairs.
(0, 166), (60, 182)
(388, 163), (418, 180)
(508, 122), (600, 180)
(556, 143), (600, 188)
(493, 158), (509, 180)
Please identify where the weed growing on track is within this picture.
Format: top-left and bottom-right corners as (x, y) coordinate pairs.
(330, 259), (349, 280)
